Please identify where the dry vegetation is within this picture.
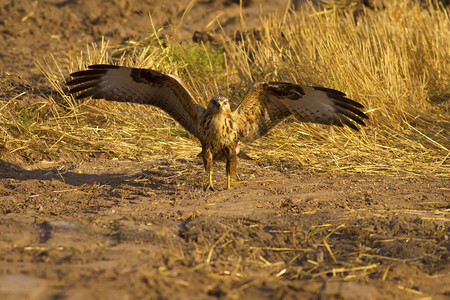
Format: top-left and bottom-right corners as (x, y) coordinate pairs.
(0, 1), (449, 298)
(1, 0), (449, 176)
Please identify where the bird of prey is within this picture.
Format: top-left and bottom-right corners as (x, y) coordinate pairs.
(66, 65), (368, 190)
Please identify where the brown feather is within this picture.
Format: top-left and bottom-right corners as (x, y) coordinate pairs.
(67, 65), (204, 138)
(233, 82), (368, 143)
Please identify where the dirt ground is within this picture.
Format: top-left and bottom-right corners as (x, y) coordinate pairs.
(0, 0), (449, 299)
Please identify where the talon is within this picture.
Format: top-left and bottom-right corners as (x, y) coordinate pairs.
(205, 183), (215, 191)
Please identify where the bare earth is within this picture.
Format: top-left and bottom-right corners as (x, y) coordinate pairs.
(0, 0), (449, 299)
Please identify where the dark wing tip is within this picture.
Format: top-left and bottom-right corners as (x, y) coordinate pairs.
(341, 118), (360, 131)
(66, 74), (103, 87)
(335, 101), (369, 120)
(71, 89), (98, 100)
(66, 66), (116, 97)
(88, 64), (120, 69)
(69, 69), (107, 79)
(312, 86), (366, 109)
(313, 86), (368, 130)
(327, 93), (365, 109)
(68, 65), (118, 79)
(67, 80), (99, 94)
(265, 82), (306, 100)
(313, 86), (346, 96)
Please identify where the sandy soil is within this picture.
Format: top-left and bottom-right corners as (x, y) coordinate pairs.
(0, 0), (449, 299)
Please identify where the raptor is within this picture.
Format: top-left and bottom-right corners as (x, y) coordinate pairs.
(67, 65), (368, 190)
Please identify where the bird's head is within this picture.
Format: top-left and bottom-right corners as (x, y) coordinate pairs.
(207, 96), (231, 114)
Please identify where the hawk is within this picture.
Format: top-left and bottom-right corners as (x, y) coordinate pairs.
(66, 65), (368, 190)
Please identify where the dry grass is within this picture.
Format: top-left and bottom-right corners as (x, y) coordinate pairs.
(1, 0), (448, 177)
(220, 0), (449, 176)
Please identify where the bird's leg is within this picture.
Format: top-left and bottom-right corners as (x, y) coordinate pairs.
(209, 170), (214, 189)
(226, 148), (237, 190)
(202, 147), (215, 191)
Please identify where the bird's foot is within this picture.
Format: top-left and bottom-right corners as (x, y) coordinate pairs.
(204, 183), (215, 191)
(205, 170), (215, 191)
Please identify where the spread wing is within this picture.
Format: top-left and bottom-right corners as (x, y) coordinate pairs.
(233, 82), (368, 143)
(66, 65), (205, 138)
